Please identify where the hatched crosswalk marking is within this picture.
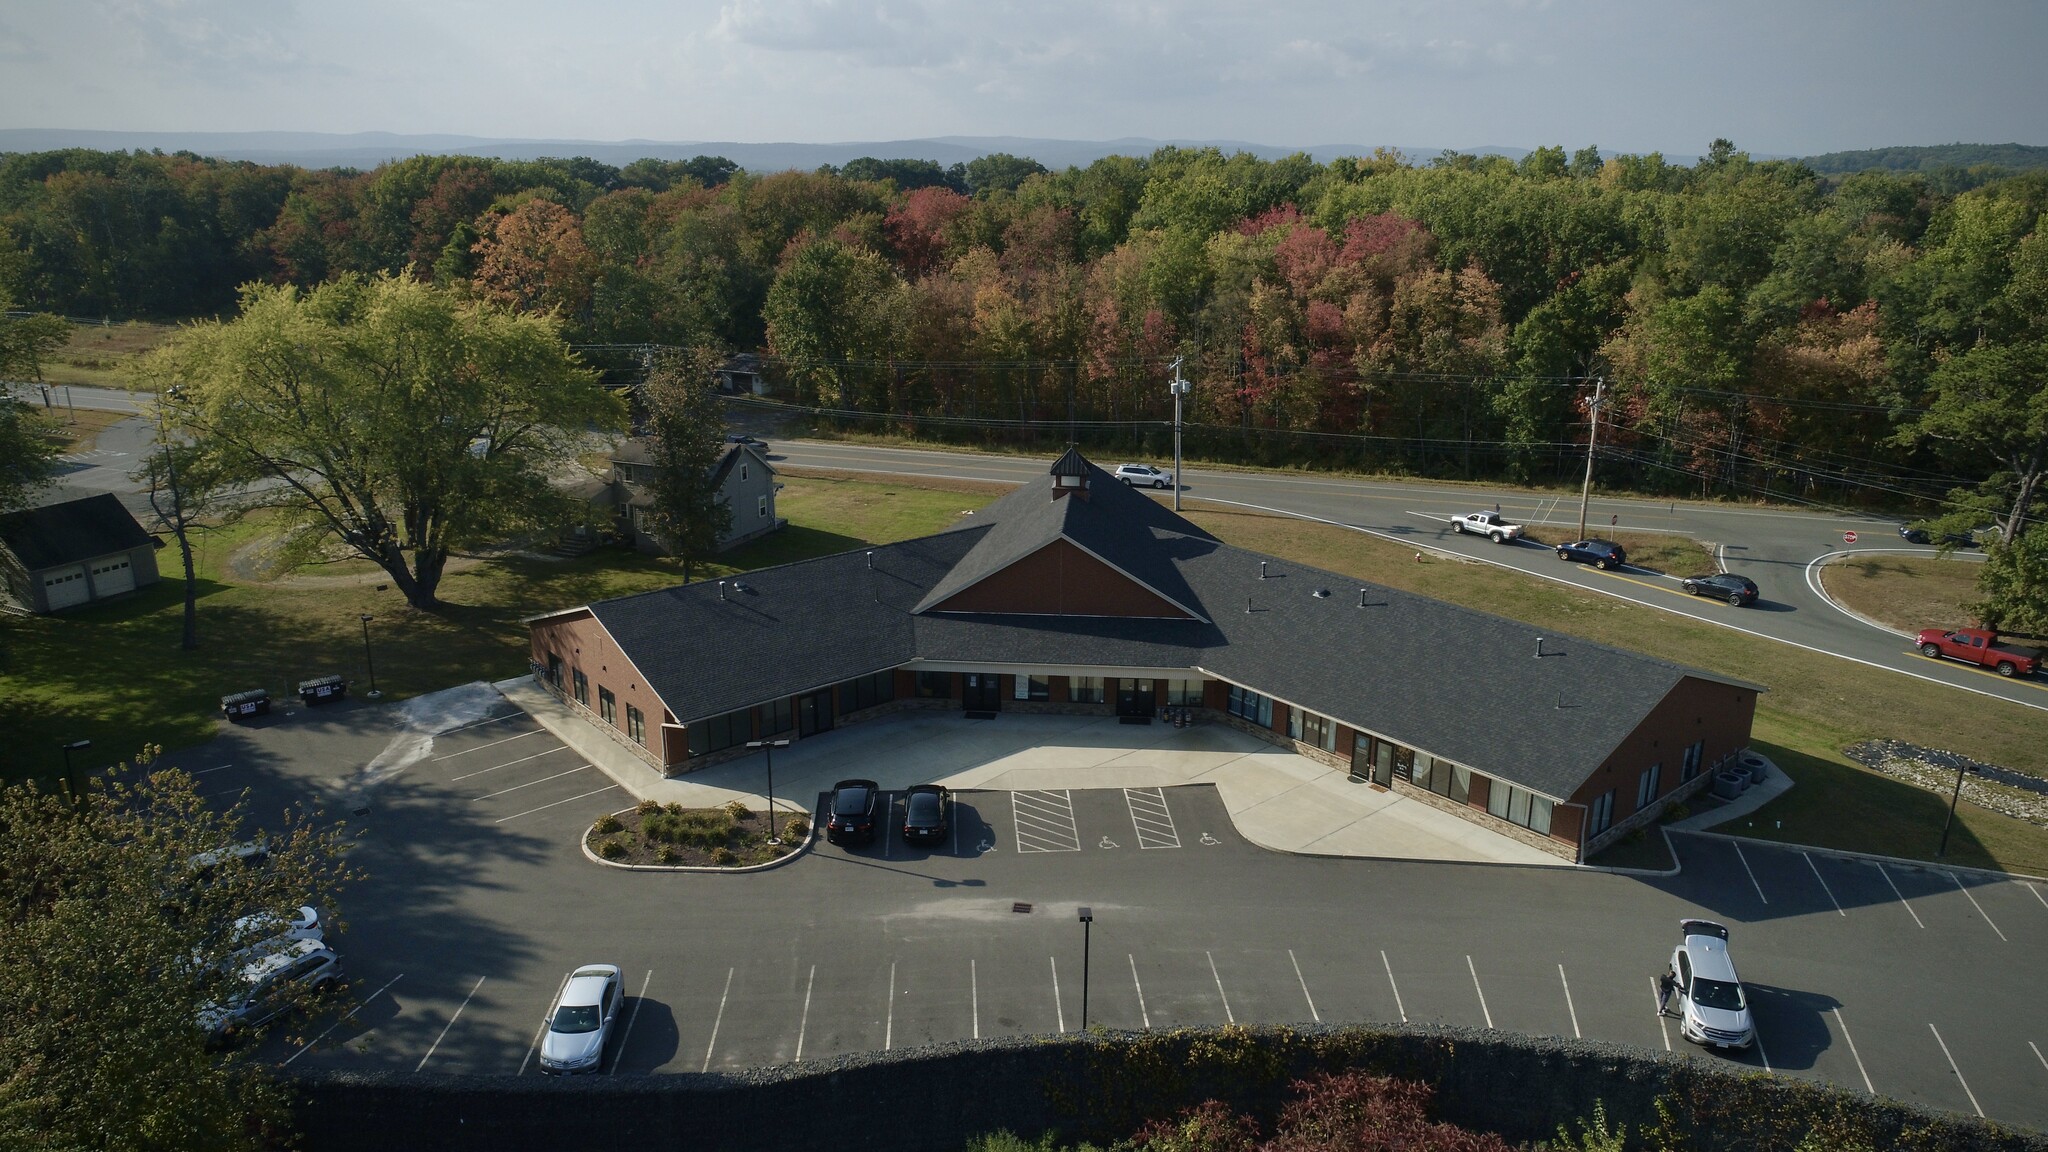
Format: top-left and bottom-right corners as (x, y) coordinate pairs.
(1123, 787), (1181, 848)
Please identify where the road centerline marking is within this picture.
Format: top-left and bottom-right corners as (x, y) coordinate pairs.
(1289, 949), (1320, 1023)
(415, 975), (486, 1072)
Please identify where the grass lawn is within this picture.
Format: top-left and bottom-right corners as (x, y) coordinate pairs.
(40, 406), (133, 453)
(1818, 552), (1984, 632)
(0, 474), (994, 788)
(39, 320), (178, 390)
(1180, 501), (2048, 876)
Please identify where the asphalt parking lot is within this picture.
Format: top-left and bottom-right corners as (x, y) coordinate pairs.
(159, 701), (2046, 1129)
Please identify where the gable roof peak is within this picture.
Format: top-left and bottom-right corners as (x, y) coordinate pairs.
(1049, 446), (1090, 478)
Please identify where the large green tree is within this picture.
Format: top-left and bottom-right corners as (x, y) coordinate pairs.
(1905, 337), (2048, 545)
(0, 750), (354, 1152)
(640, 347), (735, 583)
(168, 274), (625, 610)
(0, 299), (69, 511)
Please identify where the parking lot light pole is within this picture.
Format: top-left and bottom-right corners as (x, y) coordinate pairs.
(747, 739), (791, 844)
(358, 614), (381, 698)
(60, 739), (92, 802)
(1937, 759), (1967, 857)
(1078, 907), (1093, 1030)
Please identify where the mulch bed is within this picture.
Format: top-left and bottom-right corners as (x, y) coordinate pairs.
(585, 801), (811, 868)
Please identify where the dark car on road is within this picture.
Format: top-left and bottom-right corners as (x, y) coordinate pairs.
(726, 434), (770, 453)
(1681, 572), (1759, 606)
(1898, 524), (1978, 548)
(1556, 538), (1627, 570)
(901, 784), (950, 846)
(825, 778), (881, 845)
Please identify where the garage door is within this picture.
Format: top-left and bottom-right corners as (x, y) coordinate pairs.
(42, 566), (89, 610)
(90, 557), (135, 596)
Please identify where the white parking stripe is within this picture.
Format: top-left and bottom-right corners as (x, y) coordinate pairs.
(970, 960), (980, 1040)
(1805, 853), (1845, 915)
(2026, 882), (2048, 910)
(193, 763), (234, 775)
(448, 744), (571, 781)
(1290, 949), (1320, 1023)
(284, 974), (403, 1067)
(1834, 1008), (1874, 1094)
(610, 970), (652, 1074)
(1558, 965), (1579, 1039)
(1732, 843), (1769, 904)
(1929, 1024), (1984, 1117)
(1466, 955), (1492, 1029)
(1381, 951), (1406, 1023)
(470, 764), (587, 801)
(702, 968), (733, 1073)
(1123, 788), (1181, 848)
(1877, 863), (1926, 928)
(1948, 872), (2008, 941)
(494, 784), (619, 823)
(1652, 978), (1670, 1051)
(520, 971), (574, 1075)
(433, 727), (546, 759)
(442, 711), (524, 736)
(1128, 954), (1151, 1030)
(1207, 951), (1234, 1024)
(2030, 1040), (2046, 1072)
(793, 965), (816, 1062)
(884, 961), (896, 1051)
(1051, 956), (1066, 1033)
(416, 975), (486, 1072)
(1756, 1028), (1772, 1072)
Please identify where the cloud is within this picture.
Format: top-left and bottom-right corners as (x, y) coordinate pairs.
(98, 0), (308, 72)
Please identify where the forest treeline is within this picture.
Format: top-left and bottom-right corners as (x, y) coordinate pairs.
(2, 140), (2045, 515)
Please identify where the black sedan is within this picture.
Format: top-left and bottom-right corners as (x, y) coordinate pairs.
(825, 779), (881, 845)
(1898, 524), (1977, 548)
(1681, 572), (1759, 606)
(901, 784), (950, 846)
(1556, 538), (1627, 570)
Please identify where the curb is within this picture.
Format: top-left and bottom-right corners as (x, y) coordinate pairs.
(1805, 550), (1924, 639)
(581, 807), (816, 874)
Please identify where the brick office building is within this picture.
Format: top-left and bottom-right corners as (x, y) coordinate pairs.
(528, 450), (1759, 862)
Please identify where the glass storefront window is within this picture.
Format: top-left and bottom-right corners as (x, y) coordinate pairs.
(1166, 679), (1203, 706)
(1069, 676), (1104, 704)
(915, 671), (952, 699)
(1014, 675), (1050, 701)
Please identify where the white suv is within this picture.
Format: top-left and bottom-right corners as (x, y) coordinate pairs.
(1670, 919), (1755, 1050)
(1114, 463), (1174, 489)
(199, 937), (345, 1041)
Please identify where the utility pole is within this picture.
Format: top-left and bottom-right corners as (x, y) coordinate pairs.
(1168, 357), (1190, 512)
(1576, 376), (1605, 542)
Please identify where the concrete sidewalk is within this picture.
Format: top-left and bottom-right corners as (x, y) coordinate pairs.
(496, 677), (1561, 866)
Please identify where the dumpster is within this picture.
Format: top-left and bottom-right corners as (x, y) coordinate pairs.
(221, 688), (270, 721)
(298, 674), (347, 706)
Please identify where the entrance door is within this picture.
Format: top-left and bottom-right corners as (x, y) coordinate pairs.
(962, 673), (1002, 712)
(798, 689), (835, 736)
(1115, 678), (1156, 717)
(1352, 734), (1394, 786)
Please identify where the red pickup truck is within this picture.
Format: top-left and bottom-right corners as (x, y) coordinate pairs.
(1914, 627), (2042, 678)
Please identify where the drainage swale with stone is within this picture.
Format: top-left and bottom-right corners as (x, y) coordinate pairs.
(586, 798), (809, 867)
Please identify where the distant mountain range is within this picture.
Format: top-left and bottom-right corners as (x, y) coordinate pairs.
(3, 129), (2038, 175)
(0, 129), (1660, 170)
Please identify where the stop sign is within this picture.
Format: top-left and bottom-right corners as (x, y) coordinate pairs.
(1844, 531), (1858, 544)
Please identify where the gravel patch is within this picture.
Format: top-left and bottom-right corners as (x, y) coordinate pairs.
(1844, 739), (2048, 827)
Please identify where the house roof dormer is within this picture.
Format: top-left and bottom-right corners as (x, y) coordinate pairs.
(913, 452), (1215, 620)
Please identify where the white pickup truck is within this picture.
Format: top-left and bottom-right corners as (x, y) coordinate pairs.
(1452, 511), (1524, 542)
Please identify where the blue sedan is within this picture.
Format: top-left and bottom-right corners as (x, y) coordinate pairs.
(1556, 538), (1627, 570)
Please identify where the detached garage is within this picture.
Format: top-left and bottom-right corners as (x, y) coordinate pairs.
(0, 494), (161, 614)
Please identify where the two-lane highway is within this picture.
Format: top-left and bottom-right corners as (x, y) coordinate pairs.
(768, 438), (2048, 714)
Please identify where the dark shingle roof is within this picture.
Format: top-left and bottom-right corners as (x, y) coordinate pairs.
(574, 454), (1757, 799)
(914, 460), (1215, 618)
(0, 494), (153, 571)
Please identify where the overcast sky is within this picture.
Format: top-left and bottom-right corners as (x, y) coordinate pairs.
(2, 0), (2042, 155)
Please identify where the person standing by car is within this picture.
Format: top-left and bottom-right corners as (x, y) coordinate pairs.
(1657, 967), (1679, 1016)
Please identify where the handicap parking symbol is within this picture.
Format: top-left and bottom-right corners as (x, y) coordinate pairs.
(1099, 836), (1120, 849)
(1199, 832), (1220, 845)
